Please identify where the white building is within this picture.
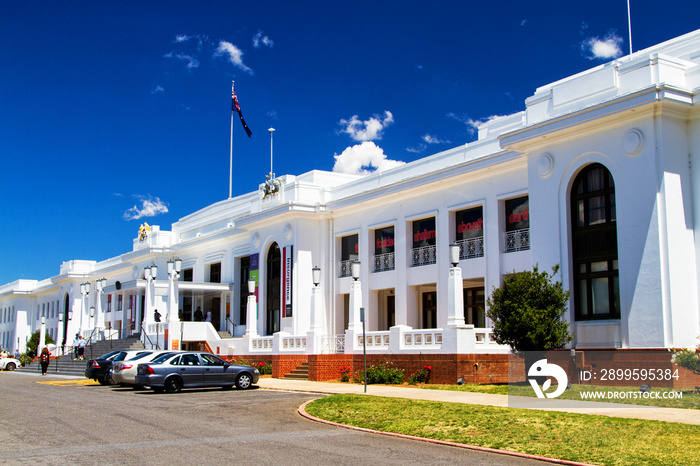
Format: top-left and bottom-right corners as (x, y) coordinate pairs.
(3, 30), (700, 376)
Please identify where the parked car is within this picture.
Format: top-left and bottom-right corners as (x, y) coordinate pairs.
(0, 357), (21, 371)
(112, 350), (179, 389)
(135, 352), (259, 393)
(85, 350), (150, 385)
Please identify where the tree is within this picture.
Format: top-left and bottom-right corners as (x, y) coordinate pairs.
(26, 330), (55, 358)
(486, 265), (572, 353)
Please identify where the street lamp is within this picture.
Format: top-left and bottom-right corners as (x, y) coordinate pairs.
(351, 260), (360, 281)
(312, 266), (321, 287)
(248, 278), (256, 295)
(449, 242), (460, 268)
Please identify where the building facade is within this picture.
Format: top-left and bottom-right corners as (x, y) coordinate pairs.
(2, 30), (700, 373)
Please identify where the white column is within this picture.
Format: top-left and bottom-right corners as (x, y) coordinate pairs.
(446, 266), (465, 327)
(167, 273), (179, 350)
(245, 295), (258, 337)
(347, 280), (362, 332)
(39, 317), (46, 354)
(306, 285), (324, 354)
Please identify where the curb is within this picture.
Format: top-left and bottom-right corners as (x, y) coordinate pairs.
(297, 399), (595, 466)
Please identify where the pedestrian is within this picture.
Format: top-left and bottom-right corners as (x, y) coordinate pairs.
(73, 334), (81, 359)
(40, 347), (50, 376)
(14, 349), (20, 360)
(154, 309), (161, 322)
(78, 335), (86, 361)
(205, 311), (212, 323)
(194, 306), (203, 322)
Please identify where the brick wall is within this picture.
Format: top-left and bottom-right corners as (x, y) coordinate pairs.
(272, 354), (308, 378)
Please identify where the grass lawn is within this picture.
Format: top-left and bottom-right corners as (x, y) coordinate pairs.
(306, 394), (700, 466)
(420, 383), (700, 409)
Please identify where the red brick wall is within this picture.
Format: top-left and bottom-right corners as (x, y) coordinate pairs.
(308, 354), (353, 381)
(272, 354), (308, 378)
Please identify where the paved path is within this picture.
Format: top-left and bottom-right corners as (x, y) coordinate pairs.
(257, 378), (700, 425)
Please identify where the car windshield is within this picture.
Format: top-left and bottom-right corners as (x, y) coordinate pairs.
(113, 352), (130, 362)
(149, 352), (174, 361)
(98, 351), (122, 360)
(152, 353), (177, 364)
(126, 352), (153, 361)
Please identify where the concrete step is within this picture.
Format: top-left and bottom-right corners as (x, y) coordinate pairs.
(284, 362), (309, 380)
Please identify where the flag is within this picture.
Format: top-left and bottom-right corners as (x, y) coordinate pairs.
(232, 90), (252, 138)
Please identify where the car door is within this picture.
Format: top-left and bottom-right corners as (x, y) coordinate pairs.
(200, 354), (232, 385)
(177, 353), (204, 386)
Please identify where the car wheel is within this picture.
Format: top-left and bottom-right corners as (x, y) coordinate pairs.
(98, 375), (110, 386)
(235, 372), (253, 390)
(6, 363), (16, 371)
(105, 372), (115, 385)
(165, 377), (182, 393)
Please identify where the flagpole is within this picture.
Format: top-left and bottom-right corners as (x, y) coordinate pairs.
(229, 81), (234, 199)
(627, 0), (633, 55)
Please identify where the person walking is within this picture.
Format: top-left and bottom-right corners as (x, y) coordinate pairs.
(78, 335), (86, 361)
(73, 334), (81, 359)
(39, 347), (50, 376)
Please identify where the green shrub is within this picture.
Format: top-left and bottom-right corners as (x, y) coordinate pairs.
(26, 330), (55, 359)
(354, 360), (405, 384)
(408, 366), (432, 385)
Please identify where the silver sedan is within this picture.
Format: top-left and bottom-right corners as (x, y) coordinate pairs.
(135, 352), (260, 393)
(112, 350), (179, 388)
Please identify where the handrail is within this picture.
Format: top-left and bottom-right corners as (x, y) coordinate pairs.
(140, 323), (158, 350)
(226, 317), (236, 337)
(86, 327), (99, 360)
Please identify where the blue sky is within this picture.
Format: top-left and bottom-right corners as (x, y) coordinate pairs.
(1, 1), (699, 285)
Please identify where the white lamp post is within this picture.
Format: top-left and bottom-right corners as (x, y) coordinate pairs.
(58, 312), (64, 356)
(39, 316), (46, 355)
(245, 278), (258, 337)
(308, 266), (324, 354)
(447, 242), (465, 327)
(348, 260), (362, 332)
(167, 258), (182, 351)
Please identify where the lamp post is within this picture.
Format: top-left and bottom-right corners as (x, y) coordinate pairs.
(245, 278), (258, 338)
(95, 277), (107, 333)
(167, 258), (182, 351)
(143, 265), (158, 327)
(58, 312), (64, 357)
(348, 260), (362, 332)
(446, 242), (465, 327)
(80, 282), (91, 335)
(308, 266), (323, 354)
(39, 316), (46, 355)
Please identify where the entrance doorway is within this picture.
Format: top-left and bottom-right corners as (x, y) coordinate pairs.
(266, 243), (281, 335)
(422, 291), (437, 329)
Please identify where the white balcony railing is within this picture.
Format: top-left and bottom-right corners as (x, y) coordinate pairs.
(339, 260), (353, 278)
(457, 236), (484, 259)
(373, 252), (395, 272)
(411, 245), (436, 267)
(322, 335), (346, 353)
(504, 228), (530, 252)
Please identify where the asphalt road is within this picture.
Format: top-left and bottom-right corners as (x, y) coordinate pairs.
(0, 372), (553, 465)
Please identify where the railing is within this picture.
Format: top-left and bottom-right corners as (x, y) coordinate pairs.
(322, 335), (346, 354)
(373, 252), (395, 272)
(280, 336), (306, 351)
(251, 336), (274, 351)
(141, 323), (159, 350)
(357, 331), (390, 348)
(226, 317), (236, 337)
(505, 228), (530, 252)
(457, 236), (484, 259)
(411, 245), (436, 267)
(402, 330), (442, 348)
(339, 260), (353, 278)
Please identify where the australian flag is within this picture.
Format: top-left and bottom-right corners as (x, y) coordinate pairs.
(232, 90), (252, 138)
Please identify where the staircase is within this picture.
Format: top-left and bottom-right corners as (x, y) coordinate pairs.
(284, 362), (309, 380)
(15, 335), (145, 377)
(217, 331), (232, 339)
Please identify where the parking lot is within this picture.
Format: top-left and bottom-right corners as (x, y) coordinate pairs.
(0, 372), (549, 465)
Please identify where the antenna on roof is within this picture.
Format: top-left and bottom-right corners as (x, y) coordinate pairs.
(627, 0), (633, 55)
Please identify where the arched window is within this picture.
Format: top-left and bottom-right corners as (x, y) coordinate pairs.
(571, 164), (619, 320)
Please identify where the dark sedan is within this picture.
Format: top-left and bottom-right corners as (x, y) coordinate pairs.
(85, 350), (150, 385)
(135, 352), (259, 393)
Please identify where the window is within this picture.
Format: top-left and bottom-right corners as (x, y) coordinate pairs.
(374, 226), (395, 272)
(571, 164), (619, 320)
(411, 218), (436, 266)
(455, 206), (484, 259)
(209, 263), (221, 283)
(340, 234), (359, 277)
(182, 268), (193, 282)
(504, 196), (529, 252)
(464, 287), (485, 327)
(118, 295), (123, 312)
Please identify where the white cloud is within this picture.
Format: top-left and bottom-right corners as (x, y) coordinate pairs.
(520, 19), (528, 27)
(123, 195), (169, 221)
(422, 134), (450, 144)
(174, 34), (192, 43)
(582, 32), (624, 60)
(164, 51), (199, 69)
(406, 144), (427, 154)
(151, 84), (164, 94)
(214, 41), (253, 74)
(338, 111), (394, 141)
(447, 113), (503, 135)
(253, 30), (274, 48)
(332, 141), (405, 175)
